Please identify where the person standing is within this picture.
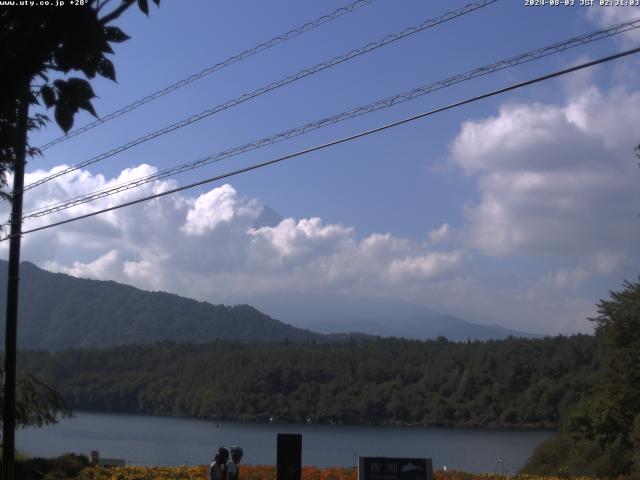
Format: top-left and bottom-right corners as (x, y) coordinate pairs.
(227, 446), (243, 480)
(210, 447), (229, 480)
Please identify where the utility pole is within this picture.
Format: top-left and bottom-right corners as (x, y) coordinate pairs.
(2, 93), (28, 480)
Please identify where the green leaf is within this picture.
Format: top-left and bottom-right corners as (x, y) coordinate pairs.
(104, 26), (130, 43)
(97, 57), (116, 82)
(40, 85), (55, 108)
(137, 0), (149, 15)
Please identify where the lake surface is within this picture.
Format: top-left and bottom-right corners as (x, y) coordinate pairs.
(17, 411), (553, 473)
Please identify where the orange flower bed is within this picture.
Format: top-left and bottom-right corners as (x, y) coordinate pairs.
(236, 465), (356, 480)
(75, 464), (594, 480)
(76, 464), (357, 480)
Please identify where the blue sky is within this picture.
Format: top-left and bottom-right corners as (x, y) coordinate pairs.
(5, 0), (640, 335)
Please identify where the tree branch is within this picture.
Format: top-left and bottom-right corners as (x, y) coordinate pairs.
(99, 0), (136, 25)
(96, 0), (116, 14)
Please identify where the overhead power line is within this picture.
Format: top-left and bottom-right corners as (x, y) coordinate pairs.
(22, 0), (498, 193)
(36, 0), (376, 152)
(20, 17), (640, 221)
(7, 46), (639, 242)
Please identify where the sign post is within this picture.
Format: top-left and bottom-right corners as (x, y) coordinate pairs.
(277, 433), (302, 480)
(358, 457), (433, 480)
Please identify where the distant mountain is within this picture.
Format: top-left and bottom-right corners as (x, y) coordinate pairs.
(0, 260), (333, 351)
(253, 205), (284, 228)
(251, 293), (540, 342)
(302, 314), (539, 342)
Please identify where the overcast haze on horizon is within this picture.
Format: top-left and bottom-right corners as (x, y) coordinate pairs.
(3, 0), (640, 335)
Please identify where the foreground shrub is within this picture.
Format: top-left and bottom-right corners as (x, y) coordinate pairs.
(6, 452), (89, 479)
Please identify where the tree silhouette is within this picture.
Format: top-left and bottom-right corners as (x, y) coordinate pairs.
(0, 0), (160, 194)
(524, 277), (640, 477)
(1, 2), (160, 475)
(0, 370), (71, 428)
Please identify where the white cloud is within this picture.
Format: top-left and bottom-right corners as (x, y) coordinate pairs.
(586, 5), (640, 44)
(248, 218), (355, 266)
(65, 249), (123, 280)
(435, 82), (640, 333)
(550, 267), (591, 290)
(450, 87), (640, 265)
(385, 251), (464, 283)
(182, 184), (259, 236)
(592, 250), (626, 275)
(1, 171), (464, 310)
(427, 223), (451, 244)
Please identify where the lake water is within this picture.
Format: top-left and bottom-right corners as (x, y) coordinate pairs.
(17, 411), (553, 473)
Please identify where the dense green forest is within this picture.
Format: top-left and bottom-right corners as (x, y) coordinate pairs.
(19, 335), (596, 429)
(524, 278), (640, 477)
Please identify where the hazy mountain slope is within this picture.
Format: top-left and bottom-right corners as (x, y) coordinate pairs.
(427, 314), (539, 341)
(0, 260), (537, 350)
(254, 292), (540, 341)
(0, 260), (324, 350)
(303, 314), (539, 341)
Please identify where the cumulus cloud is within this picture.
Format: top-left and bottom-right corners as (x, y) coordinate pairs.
(450, 87), (640, 266)
(438, 82), (640, 333)
(62, 249), (122, 281)
(1, 169), (464, 309)
(386, 251), (464, 283)
(427, 223), (451, 244)
(182, 185), (259, 236)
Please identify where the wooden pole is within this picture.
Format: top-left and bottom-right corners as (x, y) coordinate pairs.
(2, 92), (28, 480)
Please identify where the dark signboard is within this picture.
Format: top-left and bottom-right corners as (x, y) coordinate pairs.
(358, 457), (433, 480)
(277, 433), (302, 480)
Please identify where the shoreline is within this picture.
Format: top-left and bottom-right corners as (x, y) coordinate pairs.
(65, 409), (558, 432)
(18, 411), (553, 472)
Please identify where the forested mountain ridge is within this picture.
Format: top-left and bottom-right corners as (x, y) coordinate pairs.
(0, 260), (329, 349)
(0, 260), (535, 350)
(19, 335), (597, 429)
